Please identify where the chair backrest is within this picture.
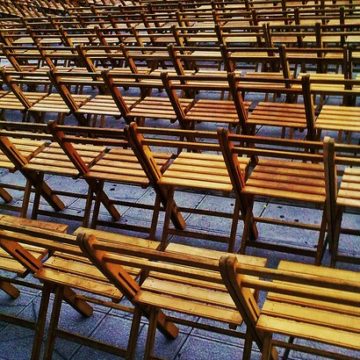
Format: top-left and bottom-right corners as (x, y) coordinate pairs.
(120, 43), (171, 73)
(102, 70), (166, 123)
(322, 137), (360, 246)
(48, 121), (126, 176)
(49, 69), (106, 124)
(1, 69), (51, 108)
(0, 219), (79, 273)
(77, 230), (265, 310)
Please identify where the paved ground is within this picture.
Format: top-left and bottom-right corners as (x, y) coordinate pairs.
(0, 80), (359, 359)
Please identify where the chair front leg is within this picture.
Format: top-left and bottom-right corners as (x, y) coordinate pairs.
(126, 306), (142, 360)
(261, 333), (273, 360)
(31, 283), (53, 360)
(315, 205), (328, 265)
(242, 327), (253, 360)
(144, 308), (160, 360)
(43, 286), (64, 359)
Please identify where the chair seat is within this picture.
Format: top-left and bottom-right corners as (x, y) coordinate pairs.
(136, 243), (266, 325)
(258, 261), (360, 351)
(78, 94), (121, 116)
(185, 99), (251, 124)
(337, 167), (360, 208)
(30, 93), (91, 114)
(244, 159), (325, 202)
(128, 97), (193, 121)
(247, 102), (307, 129)
(297, 73), (346, 92)
(136, 274), (242, 325)
(0, 92), (47, 111)
(0, 136), (46, 171)
(316, 105), (360, 132)
(242, 72), (291, 91)
(26, 142), (106, 176)
(159, 152), (249, 192)
(36, 253), (123, 300)
(189, 50), (222, 60)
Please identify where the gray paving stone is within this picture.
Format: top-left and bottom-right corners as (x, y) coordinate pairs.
(72, 314), (140, 359)
(54, 303), (107, 359)
(191, 318), (245, 346)
(257, 202), (324, 249)
(0, 291), (37, 332)
(0, 292), (36, 319)
(124, 189), (205, 222)
(0, 325), (42, 360)
(334, 212), (360, 265)
(0, 294), (108, 359)
(72, 347), (125, 360)
(135, 323), (188, 360)
(175, 335), (259, 360)
(286, 338), (360, 360)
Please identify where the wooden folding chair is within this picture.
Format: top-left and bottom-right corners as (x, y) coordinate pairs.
(228, 73), (317, 139)
(0, 124), (65, 216)
(220, 254), (360, 360)
(0, 214), (67, 302)
(218, 129), (329, 264)
(0, 219), (161, 359)
(0, 69), (91, 124)
(0, 125), (52, 213)
(322, 137), (360, 266)
(49, 69), (121, 127)
(126, 122), (256, 252)
(78, 231), (267, 359)
(47, 123), (173, 234)
(0, 125), (48, 209)
(161, 72), (251, 132)
(167, 43), (220, 77)
(309, 77), (360, 142)
(102, 70), (194, 126)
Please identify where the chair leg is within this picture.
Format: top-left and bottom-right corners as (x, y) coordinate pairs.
(88, 180), (120, 222)
(160, 187), (175, 250)
(228, 197), (240, 253)
(242, 328), (253, 360)
(144, 308), (159, 360)
(239, 212), (251, 254)
(239, 196), (256, 254)
(261, 333), (273, 360)
(283, 336), (295, 360)
(83, 186), (93, 227)
(62, 287), (93, 317)
(315, 207), (328, 265)
(90, 181), (104, 229)
(126, 307), (142, 360)
(57, 113), (66, 125)
(31, 174), (43, 220)
(149, 193), (161, 239)
(0, 280), (20, 299)
(331, 207), (343, 267)
(31, 283), (52, 360)
(20, 180), (32, 218)
(43, 286), (64, 360)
